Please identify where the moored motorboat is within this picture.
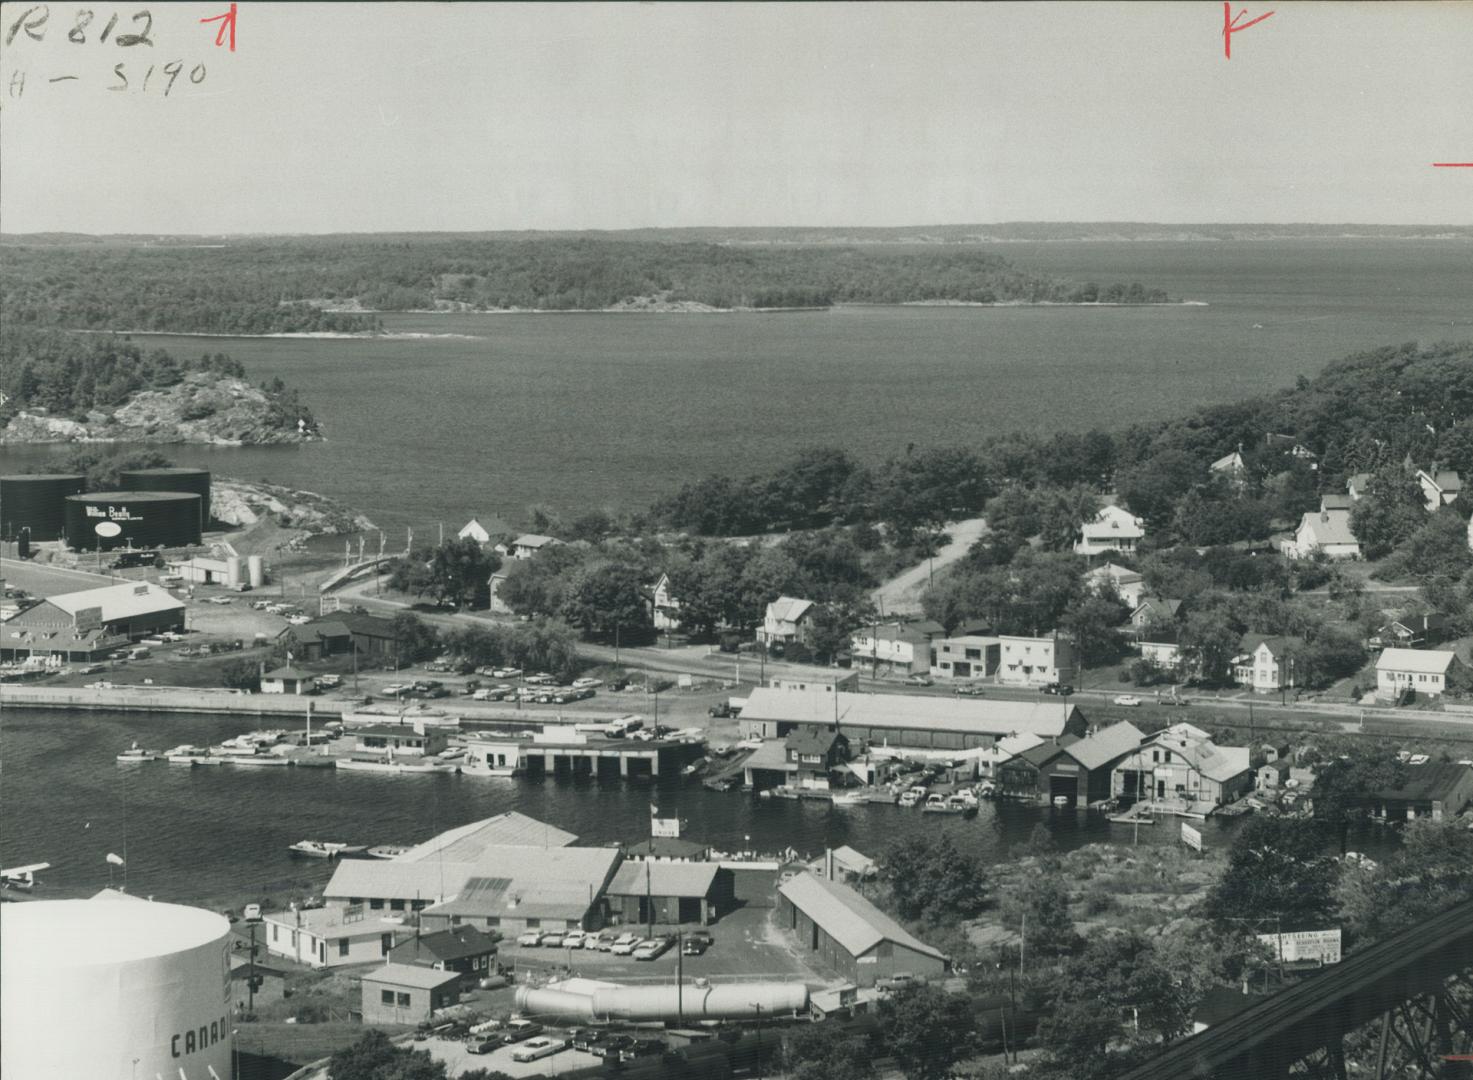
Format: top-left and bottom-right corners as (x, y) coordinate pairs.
(367, 845), (410, 859)
(222, 754), (291, 767)
(830, 790), (867, 808)
(117, 742), (162, 763)
(289, 840), (346, 858)
(336, 757), (453, 774)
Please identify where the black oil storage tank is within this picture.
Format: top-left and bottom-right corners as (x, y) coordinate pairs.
(0, 474), (87, 541)
(118, 467), (211, 530)
(64, 491), (202, 551)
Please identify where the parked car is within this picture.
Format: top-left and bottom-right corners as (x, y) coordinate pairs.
(876, 972), (919, 993)
(501, 1019), (543, 1044)
(242, 904), (262, 922)
(467, 1038), (499, 1055)
(626, 1038), (665, 1061)
(609, 933), (642, 955)
(585, 931), (613, 950)
(906, 674), (933, 686)
(513, 1037), (566, 1063)
(571, 1029), (604, 1053)
(525, 672), (556, 685)
(572, 677), (602, 689)
(491, 667), (523, 679)
(633, 935), (675, 961)
(682, 932), (712, 956)
(1113, 694), (1142, 707)
(540, 931), (565, 948)
(316, 674), (342, 689)
(954, 683), (986, 697)
(1041, 682), (1074, 696)
(516, 930), (544, 946)
(562, 930), (586, 948)
(598, 1035), (634, 1060)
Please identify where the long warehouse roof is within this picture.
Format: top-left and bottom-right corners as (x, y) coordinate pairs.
(742, 687), (1081, 737)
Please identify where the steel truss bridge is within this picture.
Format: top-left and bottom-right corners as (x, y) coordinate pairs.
(1121, 898), (1473, 1080)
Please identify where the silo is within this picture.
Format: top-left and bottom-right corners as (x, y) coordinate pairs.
(1, 893), (233, 1080)
(226, 555), (246, 587)
(65, 491), (202, 551)
(247, 554), (265, 587)
(0, 473), (86, 541)
(119, 467), (211, 530)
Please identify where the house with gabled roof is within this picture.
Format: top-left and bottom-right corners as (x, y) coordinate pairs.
(1131, 596), (1183, 631)
(1416, 469), (1463, 512)
(1284, 509), (1360, 559)
(1075, 505), (1147, 556)
(785, 726), (850, 787)
(1084, 562), (1146, 608)
(1375, 648), (1464, 699)
(1232, 634), (1307, 692)
(995, 721), (1145, 807)
(759, 596), (817, 647)
(457, 515), (514, 545)
(648, 572), (683, 631)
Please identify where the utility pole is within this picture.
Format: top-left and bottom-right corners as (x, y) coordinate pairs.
(247, 920), (257, 1016)
(753, 1002), (764, 1080)
(1020, 912), (1026, 975)
(676, 928), (684, 1027)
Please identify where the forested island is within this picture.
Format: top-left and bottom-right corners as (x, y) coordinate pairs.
(0, 233), (1173, 333)
(0, 327), (317, 444)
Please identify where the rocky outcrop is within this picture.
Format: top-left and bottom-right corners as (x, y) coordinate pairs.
(0, 373), (318, 445)
(213, 477), (374, 536)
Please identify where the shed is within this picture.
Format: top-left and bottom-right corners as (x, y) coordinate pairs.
(360, 963), (462, 1025)
(778, 872), (946, 988)
(607, 860), (733, 926)
(261, 666), (315, 695)
(388, 925), (498, 984)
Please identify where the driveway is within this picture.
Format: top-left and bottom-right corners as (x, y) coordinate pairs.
(870, 517), (988, 616)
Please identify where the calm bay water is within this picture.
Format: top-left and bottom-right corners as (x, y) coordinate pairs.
(5, 240), (1470, 536)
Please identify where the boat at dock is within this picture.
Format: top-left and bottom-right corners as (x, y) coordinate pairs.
(116, 743), (162, 763)
(165, 745), (226, 766)
(289, 840), (348, 859)
(336, 757), (454, 774)
(221, 754), (291, 767)
(830, 790), (868, 808)
(921, 793), (976, 816)
(367, 845), (410, 860)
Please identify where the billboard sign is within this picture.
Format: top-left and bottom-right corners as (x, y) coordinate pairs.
(73, 606), (104, 633)
(651, 817), (682, 838)
(1180, 823), (1202, 851)
(1258, 928), (1342, 965)
(94, 521), (122, 538)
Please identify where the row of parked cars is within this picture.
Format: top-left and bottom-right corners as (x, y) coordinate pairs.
(515, 927), (711, 958)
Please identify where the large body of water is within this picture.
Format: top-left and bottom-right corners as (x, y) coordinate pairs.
(5, 240), (1471, 535)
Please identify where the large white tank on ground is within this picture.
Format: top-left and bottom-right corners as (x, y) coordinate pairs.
(1, 892), (233, 1079)
(247, 554), (265, 588)
(226, 556), (246, 587)
(516, 979), (808, 1023)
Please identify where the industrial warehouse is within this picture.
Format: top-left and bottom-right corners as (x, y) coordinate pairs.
(0, 580), (185, 662)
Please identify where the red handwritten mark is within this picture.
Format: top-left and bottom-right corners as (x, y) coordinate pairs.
(200, 2), (237, 52)
(1223, 2), (1274, 59)
(1431, 163), (1473, 167)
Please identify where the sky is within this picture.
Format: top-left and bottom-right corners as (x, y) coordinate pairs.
(1, 1), (1470, 233)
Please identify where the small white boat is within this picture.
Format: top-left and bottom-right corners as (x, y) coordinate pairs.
(222, 754), (291, 767)
(1053, 795), (1073, 808)
(290, 840), (347, 859)
(337, 758), (452, 774)
(117, 742), (162, 763)
(367, 845), (410, 860)
(830, 790), (867, 808)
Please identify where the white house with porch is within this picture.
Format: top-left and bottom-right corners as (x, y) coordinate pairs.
(1375, 648), (1462, 699)
(1075, 505), (1146, 556)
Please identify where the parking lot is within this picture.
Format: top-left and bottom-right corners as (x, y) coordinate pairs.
(424, 1034), (605, 1078)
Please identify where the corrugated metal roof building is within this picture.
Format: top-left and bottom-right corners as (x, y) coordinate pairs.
(606, 860), (733, 927)
(1, 581), (185, 661)
(778, 871), (946, 988)
(739, 687), (1087, 750)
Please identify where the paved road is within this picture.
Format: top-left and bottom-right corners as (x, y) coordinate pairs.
(870, 517), (988, 616)
(0, 556), (118, 598)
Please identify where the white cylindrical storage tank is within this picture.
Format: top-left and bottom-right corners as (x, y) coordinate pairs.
(247, 554), (265, 588)
(587, 981), (808, 1022)
(514, 987), (598, 1021)
(1, 893), (233, 1079)
(226, 555), (245, 587)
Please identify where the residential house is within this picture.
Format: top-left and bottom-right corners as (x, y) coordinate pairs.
(1284, 509), (1361, 559)
(1138, 633), (1183, 673)
(457, 516), (513, 546)
(1232, 634), (1307, 692)
(1111, 723), (1252, 807)
(263, 905), (401, 969)
(500, 534), (562, 561)
(997, 632), (1076, 688)
(276, 612), (402, 661)
(1264, 433), (1319, 466)
(995, 721), (1145, 807)
(1365, 762), (1473, 822)
(1084, 562), (1146, 608)
(261, 665), (314, 695)
(1346, 473), (1373, 502)
(1368, 614), (1449, 651)
(778, 872), (947, 988)
(649, 572), (683, 632)
(1130, 597), (1183, 632)
(1210, 449), (1247, 488)
(759, 596), (818, 648)
(1375, 648), (1464, 699)
(738, 688), (1088, 750)
(929, 633), (1001, 681)
(1075, 505), (1147, 556)
(970, 732), (1047, 782)
(1416, 469), (1463, 512)
(850, 620), (942, 676)
(360, 964), (462, 1025)
(387, 925), (498, 985)
(487, 571), (512, 615)
(785, 726), (850, 788)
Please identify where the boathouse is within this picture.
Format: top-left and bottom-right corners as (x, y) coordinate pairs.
(777, 871), (947, 988)
(606, 861), (733, 926)
(353, 725), (447, 757)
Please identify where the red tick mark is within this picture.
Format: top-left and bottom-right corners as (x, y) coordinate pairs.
(200, 2), (237, 52)
(1431, 163), (1473, 168)
(1224, 2), (1274, 59)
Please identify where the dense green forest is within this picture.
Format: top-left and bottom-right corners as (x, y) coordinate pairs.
(0, 235), (1169, 332)
(652, 340), (1473, 540)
